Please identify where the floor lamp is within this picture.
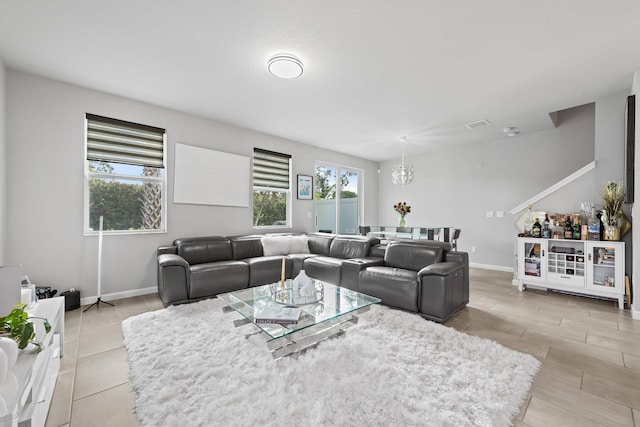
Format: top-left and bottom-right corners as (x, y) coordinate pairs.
(84, 215), (114, 312)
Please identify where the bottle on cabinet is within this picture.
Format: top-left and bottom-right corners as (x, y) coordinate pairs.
(552, 219), (564, 239)
(564, 216), (574, 239)
(588, 207), (600, 241)
(541, 214), (552, 238)
(572, 216), (581, 240)
(532, 217), (542, 238)
(523, 205), (535, 237)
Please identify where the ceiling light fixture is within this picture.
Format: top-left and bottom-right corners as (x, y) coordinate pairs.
(503, 127), (520, 137)
(391, 136), (414, 187)
(267, 54), (304, 79)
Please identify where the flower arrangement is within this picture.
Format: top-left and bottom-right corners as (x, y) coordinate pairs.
(601, 181), (624, 227)
(393, 201), (411, 226)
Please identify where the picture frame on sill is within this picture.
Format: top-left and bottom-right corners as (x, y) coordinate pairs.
(297, 175), (313, 200)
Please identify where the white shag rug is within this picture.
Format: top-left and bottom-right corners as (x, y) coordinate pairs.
(122, 299), (539, 427)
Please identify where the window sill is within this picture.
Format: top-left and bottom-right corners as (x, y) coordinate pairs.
(84, 229), (167, 237)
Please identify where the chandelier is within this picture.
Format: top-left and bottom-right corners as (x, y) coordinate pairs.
(391, 136), (414, 186)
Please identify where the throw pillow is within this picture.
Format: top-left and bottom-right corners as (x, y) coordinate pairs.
(261, 235), (310, 256)
(287, 235), (310, 254)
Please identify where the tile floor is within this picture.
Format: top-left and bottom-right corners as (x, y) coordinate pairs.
(44, 268), (639, 426)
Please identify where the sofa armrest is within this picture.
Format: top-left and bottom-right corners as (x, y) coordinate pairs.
(158, 254), (190, 307)
(418, 261), (467, 323)
(158, 245), (177, 256)
(341, 257), (384, 291)
(418, 261), (463, 278)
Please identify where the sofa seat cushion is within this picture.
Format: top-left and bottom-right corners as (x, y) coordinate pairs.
(244, 256), (293, 287)
(359, 267), (419, 312)
(189, 261), (248, 298)
(286, 253), (318, 278)
(303, 256), (343, 284)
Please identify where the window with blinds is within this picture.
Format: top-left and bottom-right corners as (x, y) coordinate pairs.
(84, 114), (166, 234)
(86, 114), (164, 167)
(252, 148), (291, 227)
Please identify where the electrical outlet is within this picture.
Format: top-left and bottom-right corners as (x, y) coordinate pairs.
(471, 246), (477, 253)
(486, 211), (494, 218)
(496, 211), (504, 218)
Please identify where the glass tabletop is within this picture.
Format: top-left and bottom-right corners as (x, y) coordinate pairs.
(217, 282), (381, 340)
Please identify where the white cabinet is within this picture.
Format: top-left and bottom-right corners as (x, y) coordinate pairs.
(7, 297), (64, 427)
(517, 238), (626, 308)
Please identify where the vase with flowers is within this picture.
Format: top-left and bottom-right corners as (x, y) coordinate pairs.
(393, 201), (411, 227)
(601, 181), (624, 241)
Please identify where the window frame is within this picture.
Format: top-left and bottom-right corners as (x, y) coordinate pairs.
(83, 115), (167, 236)
(252, 148), (292, 229)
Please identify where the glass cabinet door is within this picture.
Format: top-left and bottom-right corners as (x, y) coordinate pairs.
(587, 244), (623, 293)
(519, 238), (546, 282)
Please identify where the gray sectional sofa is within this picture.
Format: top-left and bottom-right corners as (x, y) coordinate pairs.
(157, 232), (469, 322)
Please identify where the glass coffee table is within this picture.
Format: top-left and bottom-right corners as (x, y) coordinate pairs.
(217, 281), (381, 360)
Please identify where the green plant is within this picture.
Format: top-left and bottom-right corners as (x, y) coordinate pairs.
(0, 303), (51, 350)
(602, 181), (624, 226)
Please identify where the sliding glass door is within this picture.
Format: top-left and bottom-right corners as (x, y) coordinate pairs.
(314, 163), (360, 235)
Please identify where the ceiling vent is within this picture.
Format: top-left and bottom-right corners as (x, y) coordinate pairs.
(465, 119), (491, 129)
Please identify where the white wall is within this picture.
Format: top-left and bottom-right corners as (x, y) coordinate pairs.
(5, 70), (378, 300)
(0, 60), (6, 265)
(378, 98), (628, 270)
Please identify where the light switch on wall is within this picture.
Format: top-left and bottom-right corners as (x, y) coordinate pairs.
(486, 211), (494, 218)
(496, 211), (504, 218)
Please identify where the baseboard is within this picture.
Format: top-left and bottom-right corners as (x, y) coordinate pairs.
(80, 286), (157, 306)
(469, 262), (513, 273)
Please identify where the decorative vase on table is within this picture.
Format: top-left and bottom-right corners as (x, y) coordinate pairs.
(603, 225), (620, 241)
(601, 181), (624, 242)
(393, 201), (411, 228)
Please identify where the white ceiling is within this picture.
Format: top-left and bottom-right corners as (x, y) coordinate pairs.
(1, 1), (639, 162)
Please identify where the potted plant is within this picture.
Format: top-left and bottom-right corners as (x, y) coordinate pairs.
(601, 181), (624, 241)
(0, 303), (51, 350)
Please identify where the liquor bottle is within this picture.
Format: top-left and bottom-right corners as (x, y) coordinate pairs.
(588, 207), (600, 241)
(532, 217), (542, 238)
(541, 214), (551, 238)
(552, 219), (564, 239)
(572, 216), (581, 240)
(563, 216), (573, 239)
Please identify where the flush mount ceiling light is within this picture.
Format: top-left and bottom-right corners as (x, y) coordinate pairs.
(267, 54), (304, 79)
(391, 136), (414, 187)
(503, 127), (520, 137)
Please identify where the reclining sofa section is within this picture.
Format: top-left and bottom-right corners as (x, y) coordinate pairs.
(157, 232), (469, 323)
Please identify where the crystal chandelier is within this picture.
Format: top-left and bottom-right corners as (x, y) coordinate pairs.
(391, 136), (414, 186)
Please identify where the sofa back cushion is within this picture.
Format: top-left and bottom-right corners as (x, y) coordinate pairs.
(306, 233), (336, 256)
(261, 235), (310, 256)
(174, 237), (232, 265)
(230, 235), (264, 260)
(329, 236), (372, 259)
(385, 242), (443, 271)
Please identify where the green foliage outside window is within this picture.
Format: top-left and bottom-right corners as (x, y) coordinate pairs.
(315, 168), (357, 200)
(88, 164), (162, 232)
(253, 190), (286, 227)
